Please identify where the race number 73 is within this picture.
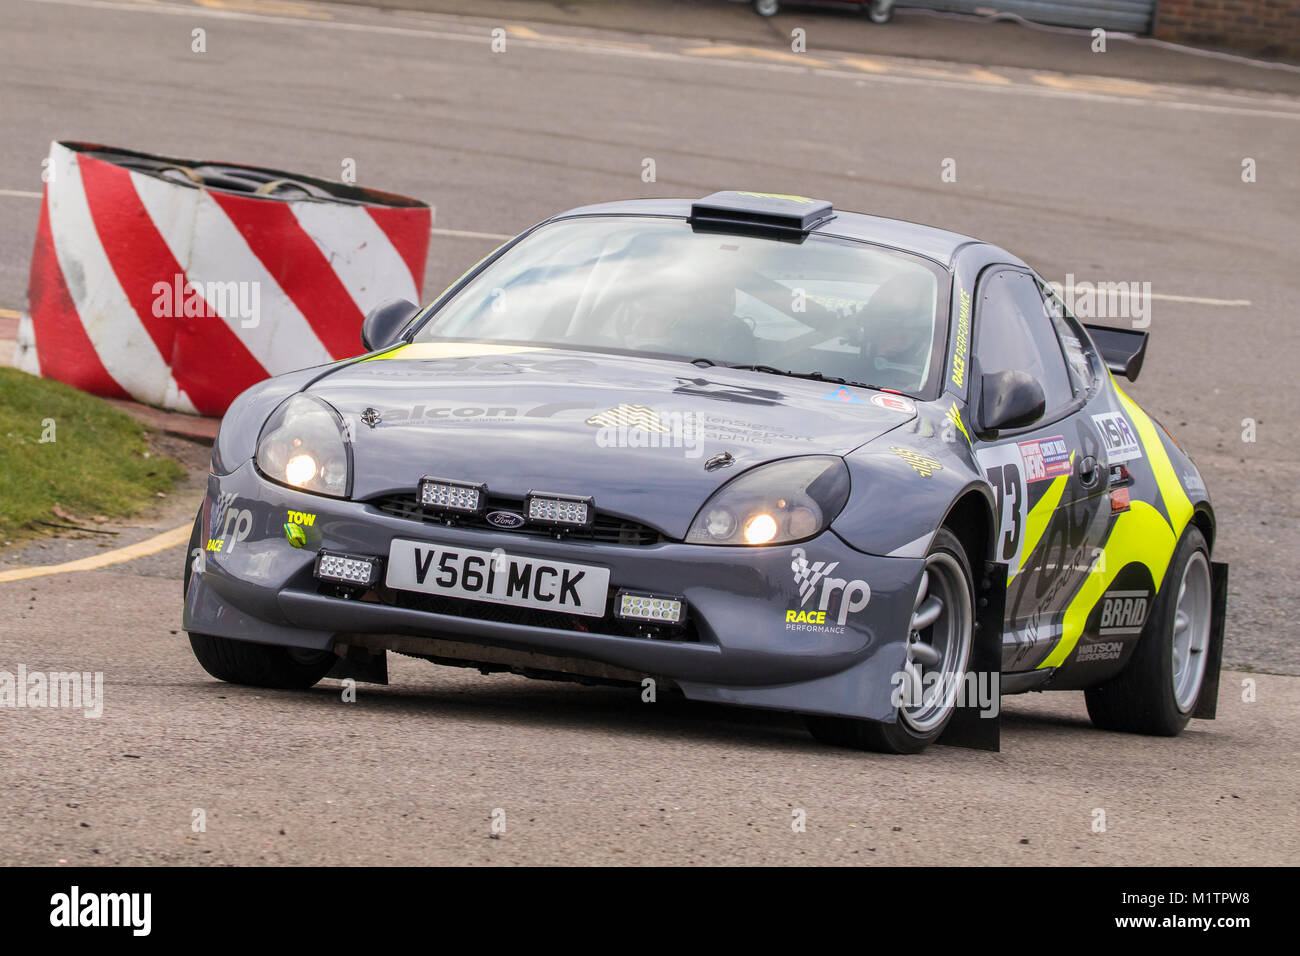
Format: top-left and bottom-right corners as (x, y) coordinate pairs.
(986, 463), (1022, 562)
(975, 441), (1029, 573)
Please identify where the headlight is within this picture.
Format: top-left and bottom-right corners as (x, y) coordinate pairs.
(686, 456), (850, 546)
(255, 394), (351, 498)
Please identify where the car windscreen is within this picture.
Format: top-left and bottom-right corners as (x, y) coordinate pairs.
(414, 216), (950, 396)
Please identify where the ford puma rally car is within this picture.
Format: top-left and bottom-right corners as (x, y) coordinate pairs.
(184, 191), (1226, 754)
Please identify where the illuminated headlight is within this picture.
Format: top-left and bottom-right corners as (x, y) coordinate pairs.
(525, 492), (593, 527)
(255, 394), (351, 498)
(418, 477), (485, 514)
(687, 456), (851, 546)
(616, 591), (685, 625)
(314, 551), (380, 587)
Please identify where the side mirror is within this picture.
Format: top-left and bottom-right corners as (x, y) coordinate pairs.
(361, 299), (419, 352)
(979, 370), (1046, 435)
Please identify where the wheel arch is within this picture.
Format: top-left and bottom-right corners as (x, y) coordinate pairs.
(939, 487), (996, 574)
(1190, 502), (1216, 555)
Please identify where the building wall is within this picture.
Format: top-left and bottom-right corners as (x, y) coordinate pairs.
(1154, 0), (1300, 61)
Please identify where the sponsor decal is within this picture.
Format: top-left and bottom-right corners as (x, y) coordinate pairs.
(697, 415), (813, 445)
(485, 510), (526, 530)
(1099, 589), (1148, 635)
(673, 377), (782, 406)
(1075, 641), (1124, 663)
(206, 503), (253, 555)
(789, 547), (870, 628)
(1018, 435), (1071, 483)
(949, 288), (971, 388)
(1110, 486), (1131, 514)
(945, 401), (971, 445)
(591, 407), (704, 458)
(1093, 411), (1143, 463)
(587, 403), (672, 433)
(1181, 469), (1207, 496)
(822, 386), (868, 405)
(871, 392), (916, 415)
(287, 510), (316, 526)
(889, 445), (943, 478)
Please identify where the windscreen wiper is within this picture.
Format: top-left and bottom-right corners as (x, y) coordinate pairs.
(724, 364), (875, 390)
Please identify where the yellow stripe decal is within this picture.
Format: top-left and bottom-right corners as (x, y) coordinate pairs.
(362, 342), (548, 362)
(1039, 500), (1176, 669)
(1115, 384), (1193, 535)
(1011, 469), (1069, 582)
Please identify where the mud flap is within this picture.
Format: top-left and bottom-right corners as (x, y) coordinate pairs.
(327, 645), (389, 685)
(938, 561), (1004, 752)
(1192, 561), (1228, 720)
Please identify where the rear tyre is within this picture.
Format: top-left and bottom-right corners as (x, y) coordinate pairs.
(1085, 525), (1212, 736)
(752, 0), (779, 16)
(184, 508), (335, 690)
(807, 528), (975, 754)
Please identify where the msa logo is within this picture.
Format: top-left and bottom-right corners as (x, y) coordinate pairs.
(1099, 590), (1148, 635)
(1092, 412), (1143, 463)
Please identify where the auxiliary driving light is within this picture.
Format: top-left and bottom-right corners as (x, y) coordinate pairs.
(524, 492), (593, 527)
(314, 551), (380, 588)
(418, 476), (486, 514)
(615, 591), (685, 625)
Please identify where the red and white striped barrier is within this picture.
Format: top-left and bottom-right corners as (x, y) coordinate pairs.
(16, 141), (432, 415)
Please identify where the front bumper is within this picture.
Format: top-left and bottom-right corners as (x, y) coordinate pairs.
(184, 461), (925, 721)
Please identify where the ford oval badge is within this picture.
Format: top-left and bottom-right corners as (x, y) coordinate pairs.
(486, 510), (526, 530)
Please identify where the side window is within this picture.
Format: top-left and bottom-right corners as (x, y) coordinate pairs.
(974, 270), (1074, 421)
(1040, 281), (1098, 395)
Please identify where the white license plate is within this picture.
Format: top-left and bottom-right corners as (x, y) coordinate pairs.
(385, 539), (610, 617)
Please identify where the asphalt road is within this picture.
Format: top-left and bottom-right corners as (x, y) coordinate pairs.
(1, 0), (1298, 865)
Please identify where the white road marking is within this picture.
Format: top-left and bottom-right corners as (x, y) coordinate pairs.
(20, 0), (1300, 122)
(1150, 293), (1251, 306)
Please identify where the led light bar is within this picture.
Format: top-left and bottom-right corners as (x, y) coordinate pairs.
(314, 551), (380, 588)
(524, 491), (593, 528)
(418, 476), (486, 514)
(615, 590), (685, 625)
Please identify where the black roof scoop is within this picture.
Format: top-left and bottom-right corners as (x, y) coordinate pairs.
(689, 190), (834, 239)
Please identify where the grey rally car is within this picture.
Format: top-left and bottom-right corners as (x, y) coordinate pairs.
(184, 191), (1226, 754)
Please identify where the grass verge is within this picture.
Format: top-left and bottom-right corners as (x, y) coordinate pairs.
(0, 368), (186, 542)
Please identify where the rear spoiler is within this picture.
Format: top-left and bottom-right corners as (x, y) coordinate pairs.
(1084, 324), (1148, 382)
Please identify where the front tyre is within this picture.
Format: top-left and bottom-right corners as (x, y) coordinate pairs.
(807, 528), (975, 754)
(1085, 525), (1212, 736)
(189, 633), (337, 689)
